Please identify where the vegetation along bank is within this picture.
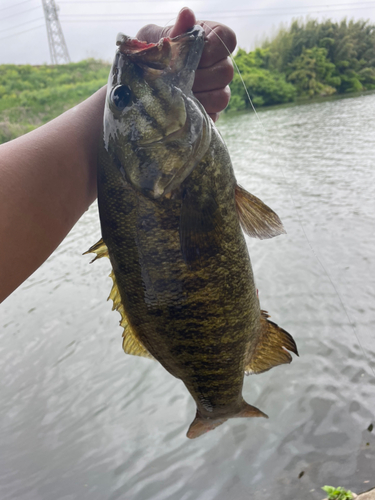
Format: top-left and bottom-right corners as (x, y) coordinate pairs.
(1, 18), (374, 143)
(228, 18), (375, 110)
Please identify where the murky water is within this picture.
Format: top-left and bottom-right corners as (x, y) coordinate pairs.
(1, 93), (375, 499)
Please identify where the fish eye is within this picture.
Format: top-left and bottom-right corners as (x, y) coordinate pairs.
(111, 85), (132, 110)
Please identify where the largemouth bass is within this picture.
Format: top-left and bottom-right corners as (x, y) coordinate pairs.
(86, 26), (298, 439)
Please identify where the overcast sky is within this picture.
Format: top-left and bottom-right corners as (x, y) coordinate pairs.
(0, 0), (374, 65)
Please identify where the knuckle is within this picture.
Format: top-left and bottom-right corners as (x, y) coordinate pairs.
(136, 24), (162, 43)
(226, 28), (237, 53)
(221, 58), (234, 84)
(213, 25), (237, 54)
(222, 86), (231, 108)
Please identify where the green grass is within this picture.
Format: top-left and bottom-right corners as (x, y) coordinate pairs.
(322, 485), (355, 500)
(0, 59), (110, 144)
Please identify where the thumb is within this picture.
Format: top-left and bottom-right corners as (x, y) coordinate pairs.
(136, 7), (196, 43)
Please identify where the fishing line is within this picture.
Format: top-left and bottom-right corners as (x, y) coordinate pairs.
(201, 21), (375, 380)
(156, 17), (373, 378)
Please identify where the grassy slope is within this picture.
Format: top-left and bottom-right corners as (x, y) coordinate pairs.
(0, 59), (110, 144)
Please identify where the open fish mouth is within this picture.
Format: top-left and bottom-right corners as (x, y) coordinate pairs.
(112, 25), (210, 199)
(114, 25), (207, 155)
(116, 26), (206, 73)
(116, 25), (206, 99)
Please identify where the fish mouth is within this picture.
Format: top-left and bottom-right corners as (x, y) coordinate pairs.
(117, 25), (206, 149)
(116, 25), (206, 74)
(115, 26), (208, 199)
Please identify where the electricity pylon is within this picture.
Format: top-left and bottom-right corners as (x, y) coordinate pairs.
(41, 0), (70, 64)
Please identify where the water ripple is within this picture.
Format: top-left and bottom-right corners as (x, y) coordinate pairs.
(1, 93), (375, 499)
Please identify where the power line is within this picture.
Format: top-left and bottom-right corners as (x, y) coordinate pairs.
(0, 23), (44, 42)
(57, 0), (375, 6)
(0, 0), (36, 13)
(58, 0), (194, 2)
(0, 18), (45, 35)
(1, 5), (41, 22)
(59, 4), (375, 23)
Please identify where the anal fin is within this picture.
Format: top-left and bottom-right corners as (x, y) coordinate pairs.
(235, 184), (286, 239)
(245, 311), (298, 375)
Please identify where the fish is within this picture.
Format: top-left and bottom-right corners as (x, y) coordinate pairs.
(85, 25), (298, 439)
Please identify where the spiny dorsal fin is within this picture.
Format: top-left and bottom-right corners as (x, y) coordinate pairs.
(245, 310), (298, 375)
(83, 238), (109, 262)
(235, 184), (286, 239)
(85, 239), (153, 360)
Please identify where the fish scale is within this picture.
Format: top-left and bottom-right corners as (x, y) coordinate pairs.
(86, 25), (298, 438)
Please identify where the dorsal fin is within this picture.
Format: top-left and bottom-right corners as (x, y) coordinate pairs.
(85, 239), (154, 360)
(235, 184), (286, 239)
(245, 310), (298, 375)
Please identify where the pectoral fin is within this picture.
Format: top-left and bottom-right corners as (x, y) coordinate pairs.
(235, 184), (286, 239)
(83, 238), (109, 261)
(85, 239), (154, 360)
(245, 311), (298, 375)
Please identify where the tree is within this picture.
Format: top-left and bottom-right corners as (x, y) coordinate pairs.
(287, 46), (338, 96)
(228, 48), (296, 110)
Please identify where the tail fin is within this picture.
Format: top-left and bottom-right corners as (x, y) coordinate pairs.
(186, 413), (228, 439)
(186, 402), (268, 439)
(236, 401), (268, 419)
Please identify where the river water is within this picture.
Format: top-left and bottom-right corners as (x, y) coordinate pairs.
(1, 92), (375, 500)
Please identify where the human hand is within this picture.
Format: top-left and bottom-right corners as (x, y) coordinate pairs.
(136, 7), (236, 121)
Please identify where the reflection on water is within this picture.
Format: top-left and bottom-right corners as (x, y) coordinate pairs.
(1, 93), (375, 499)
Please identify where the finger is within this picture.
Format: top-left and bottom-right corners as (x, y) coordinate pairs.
(193, 57), (234, 93)
(137, 7), (196, 43)
(196, 21), (237, 68)
(169, 7), (196, 38)
(136, 15), (236, 74)
(136, 23), (164, 43)
(194, 86), (231, 115)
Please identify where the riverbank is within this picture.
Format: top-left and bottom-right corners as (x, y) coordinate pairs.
(228, 19), (375, 111)
(0, 59), (109, 144)
(355, 488), (375, 499)
(1, 57), (374, 145)
(223, 88), (375, 118)
(322, 487), (375, 500)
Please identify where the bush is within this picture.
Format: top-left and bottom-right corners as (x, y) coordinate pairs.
(229, 49), (296, 109)
(0, 59), (110, 144)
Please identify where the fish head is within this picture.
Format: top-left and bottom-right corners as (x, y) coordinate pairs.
(103, 25), (212, 199)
